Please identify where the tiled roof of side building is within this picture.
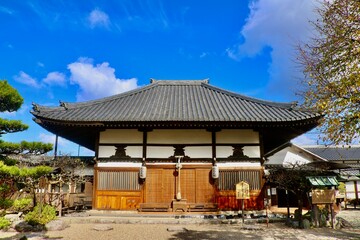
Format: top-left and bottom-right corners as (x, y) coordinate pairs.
(31, 79), (321, 124)
(305, 146), (360, 161)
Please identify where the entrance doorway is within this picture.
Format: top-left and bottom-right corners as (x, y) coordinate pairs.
(144, 166), (214, 205)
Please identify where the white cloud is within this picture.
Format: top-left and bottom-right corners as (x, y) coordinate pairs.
(228, 0), (321, 99)
(14, 71), (41, 88)
(67, 58), (138, 102)
(43, 71), (66, 87)
(88, 9), (110, 29)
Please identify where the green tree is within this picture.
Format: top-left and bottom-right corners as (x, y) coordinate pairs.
(266, 164), (335, 228)
(0, 80), (28, 135)
(0, 80), (52, 155)
(297, 0), (360, 144)
(0, 161), (52, 208)
(0, 80), (53, 209)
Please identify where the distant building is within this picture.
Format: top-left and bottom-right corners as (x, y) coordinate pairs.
(265, 143), (339, 208)
(31, 79), (321, 211)
(305, 146), (360, 201)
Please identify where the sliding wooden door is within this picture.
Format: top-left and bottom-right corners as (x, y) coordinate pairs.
(144, 166), (214, 204)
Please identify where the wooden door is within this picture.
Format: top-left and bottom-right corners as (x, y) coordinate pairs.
(145, 168), (175, 203)
(145, 166), (214, 204)
(145, 169), (164, 203)
(162, 169), (176, 202)
(195, 169), (213, 203)
(180, 169), (196, 202)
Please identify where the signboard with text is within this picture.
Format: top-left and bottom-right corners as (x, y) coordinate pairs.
(311, 189), (335, 204)
(236, 181), (250, 199)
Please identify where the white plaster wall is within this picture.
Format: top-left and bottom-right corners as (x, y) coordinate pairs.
(267, 146), (311, 166)
(185, 146), (212, 158)
(266, 147), (288, 165)
(282, 151), (311, 166)
(146, 146), (174, 158)
(346, 181), (360, 199)
(216, 129), (259, 144)
(216, 146), (260, 158)
(97, 162), (142, 167)
(216, 146), (233, 158)
(98, 146), (115, 158)
(243, 146), (261, 158)
(99, 129), (143, 143)
(148, 129), (211, 144)
(98, 146), (142, 158)
(98, 129), (260, 159)
(217, 162), (261, 167)
(126, 146), (142, 158)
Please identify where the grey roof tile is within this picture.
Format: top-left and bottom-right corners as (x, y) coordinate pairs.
(32, 80), (321, 124)
(305, 146), (360, 161)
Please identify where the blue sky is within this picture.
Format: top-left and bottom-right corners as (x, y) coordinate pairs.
(0, 0), (321, 156)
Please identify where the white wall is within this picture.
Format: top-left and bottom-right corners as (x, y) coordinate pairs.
(99, 129), (142, 143)
(98, 146), (142, 158)
(98, 129), (260, 159)
(217, 129), (259, 144)
(267, 146), (311, 166)
(346, 181), (360, 199)
(148, 129), (211, 144)
(216, 146), (260, 158)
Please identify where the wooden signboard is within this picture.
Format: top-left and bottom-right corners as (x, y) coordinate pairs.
(39, 176), (47, 189)
(311, 189), (335, 204)
(236, 181), (250, 200)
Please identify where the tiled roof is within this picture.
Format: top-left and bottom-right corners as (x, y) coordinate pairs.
(305, 146), (360, 161)
(31, 80), (320, 124)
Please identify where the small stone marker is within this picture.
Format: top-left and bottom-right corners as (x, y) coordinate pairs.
(45, 219), (69, 231)
(92, 225), (114, 231)
(241, 225), (263, 231)
(167, 226), (187, 232)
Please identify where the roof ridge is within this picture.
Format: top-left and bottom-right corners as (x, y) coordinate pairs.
(150, 79), (210, 84)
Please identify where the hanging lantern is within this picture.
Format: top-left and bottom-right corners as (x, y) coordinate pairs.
(212, 165), (219, 179)
(139, 165), (147, 179)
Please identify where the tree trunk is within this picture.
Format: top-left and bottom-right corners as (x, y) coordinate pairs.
(297, 192), (303, 228)
(31, 185), (37, 207)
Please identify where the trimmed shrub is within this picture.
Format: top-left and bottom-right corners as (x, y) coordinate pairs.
(0, 217), (11, 230)
(12, 198), (32, 212)
(0, 198), (13, 210)
(24, 204), (56, 225)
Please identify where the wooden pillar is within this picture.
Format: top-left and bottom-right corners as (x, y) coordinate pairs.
(354, 181), (359, 209)
(211, 131), (216, 163)
(142, 131), (147, 160)
(54, 134), (58, 159)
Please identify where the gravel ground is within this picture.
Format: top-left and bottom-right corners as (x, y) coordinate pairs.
(337, 209), (360, 229)
(5, 222), (358, 240)
(1, 210), (360, 240)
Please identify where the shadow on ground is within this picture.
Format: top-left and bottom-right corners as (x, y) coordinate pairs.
(168, 227), (360, 240)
